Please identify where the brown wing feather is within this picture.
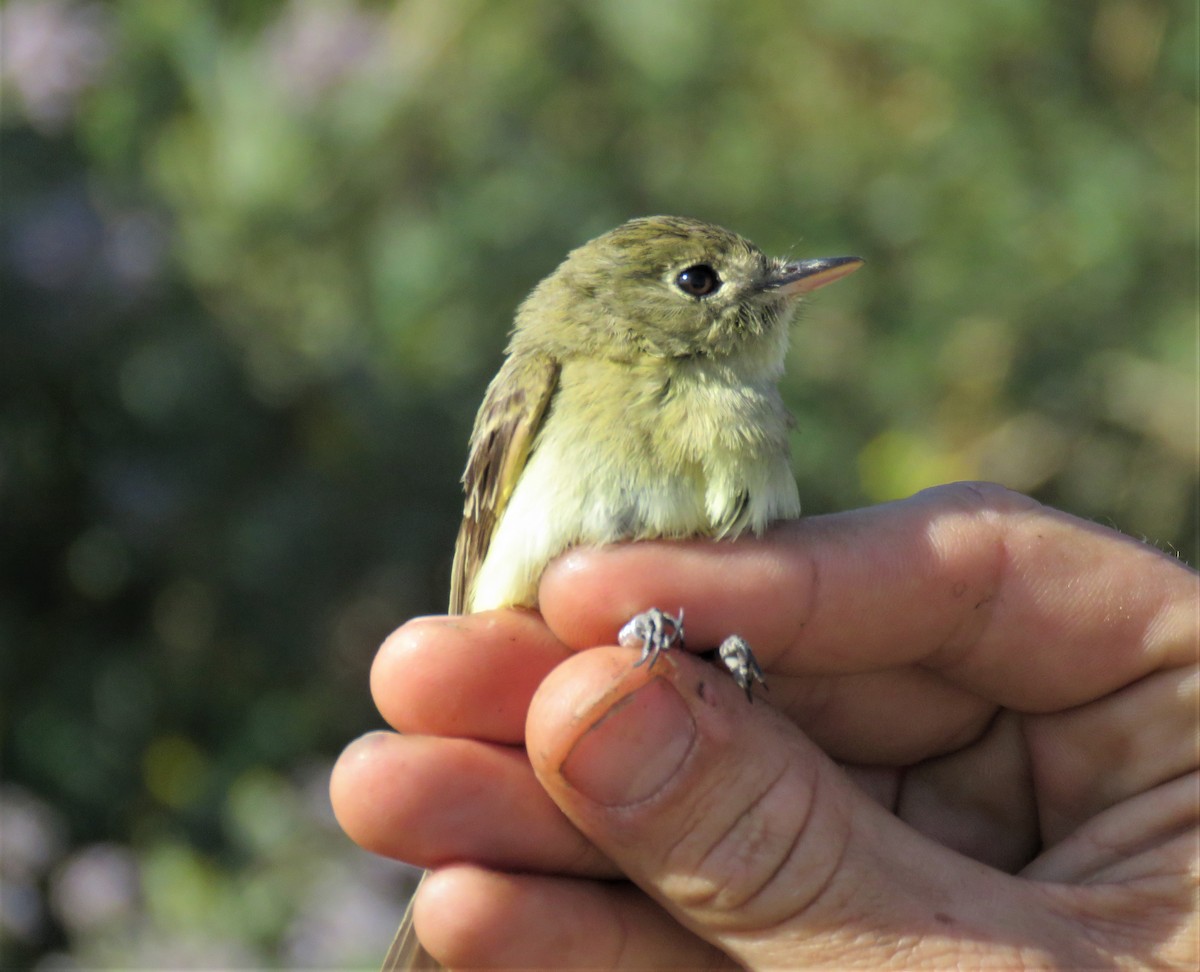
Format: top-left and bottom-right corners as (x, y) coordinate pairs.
(449, 352), (559, 614)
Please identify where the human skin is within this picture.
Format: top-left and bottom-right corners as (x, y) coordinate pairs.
(332, 483), (1199, 969)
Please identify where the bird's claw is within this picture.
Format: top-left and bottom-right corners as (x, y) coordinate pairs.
(618, 609), (765, 703)
(619, 607), (684, 669)
(717, 635), (766, 702)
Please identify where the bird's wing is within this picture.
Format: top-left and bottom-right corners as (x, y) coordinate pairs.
(449, 352), (560, 614)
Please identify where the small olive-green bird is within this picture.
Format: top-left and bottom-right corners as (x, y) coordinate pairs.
(383, 215), (862, 971)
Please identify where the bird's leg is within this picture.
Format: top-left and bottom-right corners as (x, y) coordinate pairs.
(619, 607), (685, 669)
(717, 635), (766, 702)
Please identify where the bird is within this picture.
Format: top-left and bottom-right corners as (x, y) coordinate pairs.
(381, 215), (862, 970)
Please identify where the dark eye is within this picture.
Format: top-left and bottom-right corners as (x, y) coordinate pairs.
(675, 264), (721, 297)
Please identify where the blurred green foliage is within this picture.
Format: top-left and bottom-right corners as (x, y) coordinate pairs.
(1, 0), (1195, 966)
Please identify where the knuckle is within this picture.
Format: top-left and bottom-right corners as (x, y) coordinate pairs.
(661, 757), (848, 929)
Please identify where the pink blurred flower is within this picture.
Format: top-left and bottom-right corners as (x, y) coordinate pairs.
(0, 1), (111, 133)
(264, 0), (384, 103)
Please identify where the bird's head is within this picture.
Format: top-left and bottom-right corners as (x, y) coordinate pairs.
(511, 215), (861, 368)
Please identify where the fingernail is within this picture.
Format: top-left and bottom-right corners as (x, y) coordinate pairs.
(560, 677), (696, 807)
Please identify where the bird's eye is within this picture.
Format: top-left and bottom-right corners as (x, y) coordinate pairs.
(675, 264), (721, 297)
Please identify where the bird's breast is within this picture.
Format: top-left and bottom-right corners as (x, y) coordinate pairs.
(536, 355), (799, 535)
(467, 354), (800, 611)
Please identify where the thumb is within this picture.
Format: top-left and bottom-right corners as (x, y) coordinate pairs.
(527, 647), (1082, 970)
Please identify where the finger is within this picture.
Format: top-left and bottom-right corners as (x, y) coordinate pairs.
(414, 865), (733, 971)
(540, 483), (1197, 711)
(769, 665), (995, 765)
(893, 709), (1041, 871)
(527, 646), (1101, 970)
(371, 609), (571, 744)
(1024, 771), (1200, 884)
(1025, 663), (1200, 844)
(330, 730), (613, 877)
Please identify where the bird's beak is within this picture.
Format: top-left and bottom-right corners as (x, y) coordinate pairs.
(767, 256), (864, 297)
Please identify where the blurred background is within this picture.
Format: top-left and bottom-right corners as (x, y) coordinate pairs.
(1, 0), (1195, 967)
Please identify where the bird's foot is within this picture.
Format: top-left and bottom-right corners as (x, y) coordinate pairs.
(716, 635), (766, 702)
(618, 609), (764, 703)
(619, 607), (685, 669)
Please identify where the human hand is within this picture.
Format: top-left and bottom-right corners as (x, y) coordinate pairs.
(332, 483), (1198, 969)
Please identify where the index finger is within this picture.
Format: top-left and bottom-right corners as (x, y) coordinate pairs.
(538, 483), (1196, 712)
